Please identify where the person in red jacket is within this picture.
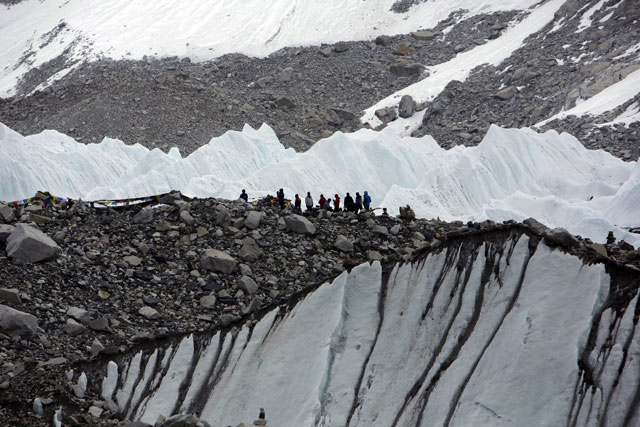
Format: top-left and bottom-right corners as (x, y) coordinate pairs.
(334, 194), (341, 211)
(318, 194), (326, 209)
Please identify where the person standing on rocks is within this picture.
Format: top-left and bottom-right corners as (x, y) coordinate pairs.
(324, 198), (332, 211)
(305, 192), (313, 213)
(318, 194), (326, 209)
(240, 189), (248, 202)
(363, 191), (371, 211)
(355, 192), (363, 214)
(334, 194), (341, 211)
(277, 188), (285, 210)
(294, 194), (302, 213)
(344, 192), (354, 212)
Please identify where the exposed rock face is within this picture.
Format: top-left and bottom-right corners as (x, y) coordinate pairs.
(284, 214), (316, 235)
(6, 224), (61, 263)
(0, 304), (38, 337)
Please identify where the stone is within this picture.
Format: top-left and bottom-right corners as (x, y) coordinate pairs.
(589, 243), (608, 257)
(64, 318), (87, 336)
(200, 294), (216, 308)
(215, 208), (232, 226)
(244, 211), (263, 230)
(390, 61), (423, 77)
(390, 224), (402, 235)
(494, 86), (517, 100)
(88, 406), (103, 418)
(395, 43), (412, 55)
(334, 235), (353, 252)
(544, 228), (579, 248)
(0, 224), (15, 243)
(0, 288), (21, 305)
(374, 35), (391, 46)
(334, 42), (349, 53)
(161, 414), (211, 427)
(275, 96), (296, 109)
(133, 208), (154, 224)
(367, 250), (383, 261)
(372, 225), (389, 236)
(72, 384), (85, 398)
(319, 47), (332, 57)
(238, 275), (259, 295)
(89, 317), (111, 332)
(523, 218), (548, 235)
(243, 297), (263, 316)
(28, 213), (52, 224)
(375, 107), (398, 123)
(412, 30), (438, 40)
(179, 210), (195, 226)
(91, 338), (105, 356)
(124, 255), (142, 266)
(239, 263), (253, 276)
(201, 249), (237, 274)
(285, 215), (316, 235)
(138, 306), (160, 320)
(6, 224), (61, 263)
(398, 95), (415, 118)
(0, 304), (37, 337)
(0, 205), (15, 223)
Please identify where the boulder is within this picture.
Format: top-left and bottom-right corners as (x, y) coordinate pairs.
(133, 208), (154, 224)
(64, 318), (86, 336)
(201, 249), (237, 273)
(494, 86), (517, 100)
(275, 96), (296, 109)
(0, 288), (21, 305)
(398, 95), (415, 118)
(390, 224), (402, 235)
(588, 243), (608, 257)
(239, 237), (263, 262)
(67, 307), (91, 324)
(334, 42), (349, 53)
(244, 211), (263, 230)
(0, 304), (38, 337)
(6, 224), (61, 263)
(372, 225), (389, 236)
(179, 210), (195, 226)
(0, 205), (15, 223)
(375, 107), (398, 123)
(285, 215), (316, 235)
(523, 218), (548, 235)
(390, 61), (424, 77)
(160, 414), (212, 427)
(334, 235), (353, 252)
(138, 306), (160, 320)
(215, 207), (232, 226)
(200, 294), (216, 308)
(0, 224), (15, 243)
(374, 35), (392, 46)
(238, 276), (259, 295)
(544, 228), (579, 248)
(412, 30), (438, 40)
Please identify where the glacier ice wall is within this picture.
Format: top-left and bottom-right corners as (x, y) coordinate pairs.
(1, 122), (638, 246)
(96, 231), (640, 426)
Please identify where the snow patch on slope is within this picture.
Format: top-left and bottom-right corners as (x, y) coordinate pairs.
(1, 121), (638, 246)
(0, 0), (542, 97)
(361, 0), (565, 128)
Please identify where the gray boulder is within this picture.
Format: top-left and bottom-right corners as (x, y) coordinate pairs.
(239, 237), (263, 262)
(375, 35), (392, 46)
(390, 61), (424, 77)
(201, 249), (237, 273)
(398, 95), (415, 118)
(285, 215), (316, 235)
(64, 318), (86, 336)
(412, 30), (438, 40)
(334, 235), (354, 252)
(494, 86), (518, 100)
(0, 224), (15, 243)
(160, 414), (212, 427)
(372, 225), (389, 236)
(238, 275), (259, 295)
(200, 294), (216, 308)
(0, 288), (21, 305)
(523, 218), (548, 235)
(179, 210), (195, 226)
(133, 208), (154, 224)
(544, 228), (579, 248)
(67, 307), (91, 324)
(0, 205), (15, 223)
(138, 306), (160, 320)
(375, 107), (398, 123)
(6, 224), (61, 263)
(244, 211), (263, 230)
(0, 304), (38, 337)
(215, 207), (232, 226)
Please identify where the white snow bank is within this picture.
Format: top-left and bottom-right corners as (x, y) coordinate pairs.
(536, 68), (640, 127)
(1, 121), (638, 246)
(0, 0), (541, 97)
(361, 0), (565, 127)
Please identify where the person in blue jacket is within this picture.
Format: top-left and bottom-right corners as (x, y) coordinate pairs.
(354, 192), (363, 214)
(363, 191), (371, 211)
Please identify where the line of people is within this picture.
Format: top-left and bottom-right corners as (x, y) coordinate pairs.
(240, 188), (372, 214)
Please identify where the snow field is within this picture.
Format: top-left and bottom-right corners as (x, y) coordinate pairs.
(1, 121), (638, 246)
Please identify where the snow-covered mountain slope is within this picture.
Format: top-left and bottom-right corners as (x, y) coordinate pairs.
(95, 232), (640, 426)
(1, 122), (638, 246)
(0, 0), (541, 98)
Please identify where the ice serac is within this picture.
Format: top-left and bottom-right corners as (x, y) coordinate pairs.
(1, 122), (638, 246)
(100, 230), (640, 426)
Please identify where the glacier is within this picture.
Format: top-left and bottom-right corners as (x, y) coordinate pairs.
(1, 122), (638, 246)
(94, 231), (640, 426)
